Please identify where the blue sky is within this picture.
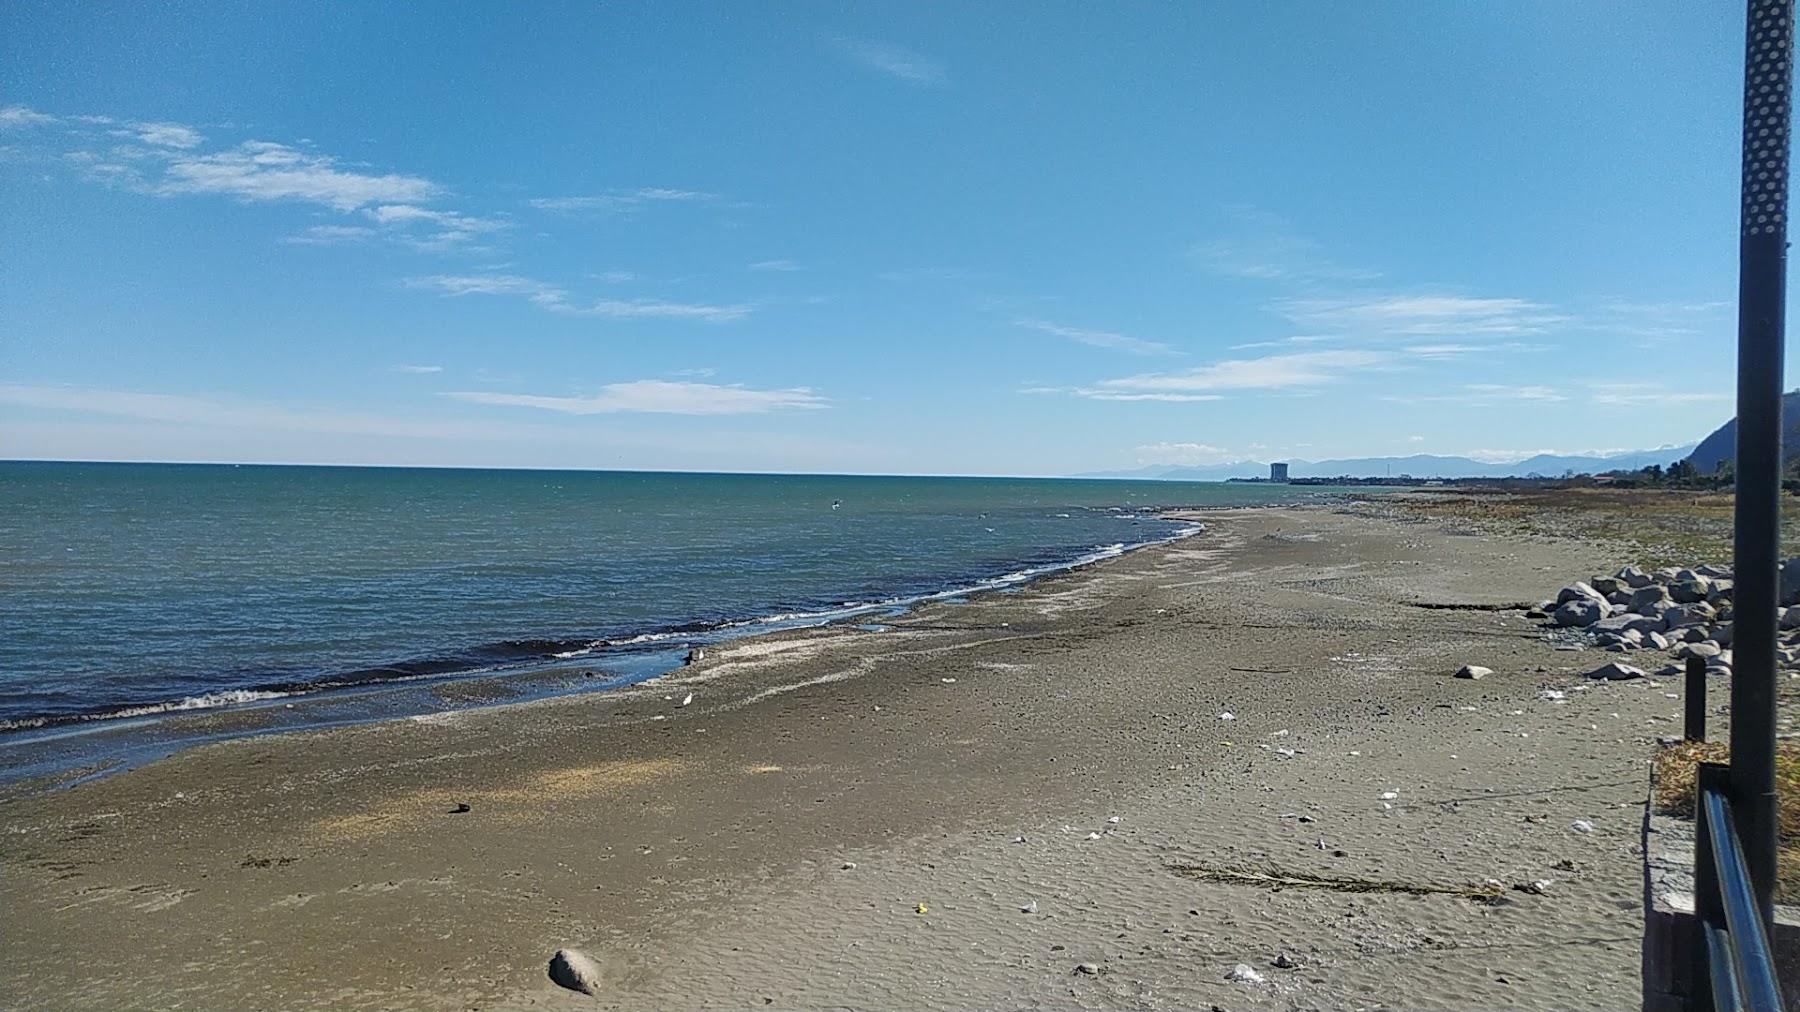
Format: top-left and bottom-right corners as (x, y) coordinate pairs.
(0, 2), (1775, 475)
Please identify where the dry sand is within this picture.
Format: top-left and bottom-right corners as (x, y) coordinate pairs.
(2, 505), (1700, 1010)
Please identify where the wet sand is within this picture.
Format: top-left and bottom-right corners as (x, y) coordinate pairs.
(3, 505), (1690, 1010)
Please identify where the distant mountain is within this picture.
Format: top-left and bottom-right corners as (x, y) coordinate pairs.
(1078, 445), (1699, 482)
(1685, 390), (1800, 473)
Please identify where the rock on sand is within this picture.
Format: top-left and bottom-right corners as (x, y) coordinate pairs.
(1585, 661), (1645, 681)
(1553, 598), (1607, 627)
(1454, 664), (1491, 680)
(549, 948), (605, 995)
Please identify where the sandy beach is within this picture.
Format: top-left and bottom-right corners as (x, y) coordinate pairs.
(3, 502), (1705, 1010)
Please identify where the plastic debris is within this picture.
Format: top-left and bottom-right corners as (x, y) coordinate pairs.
(1225, 963), (1266, 984)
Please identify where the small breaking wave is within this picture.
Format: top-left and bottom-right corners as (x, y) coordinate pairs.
(3, 519), (1205, 734)
(0, 689), (295, 731)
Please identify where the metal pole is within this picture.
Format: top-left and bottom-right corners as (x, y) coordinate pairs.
(1688, 655), (1709, 742)
(1732, 0), (1792, 935)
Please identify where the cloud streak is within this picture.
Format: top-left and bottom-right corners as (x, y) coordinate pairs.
(1278, 294), (1565, 336)
(1015, 318), (1175, 356)
(156, 141), (440, 210)
(1192, 210), (1379, 283)
(6, 106), (513, 250)
(831, 38), (946, 85)
(528, 188), (717, 214)
(447, 380), (826, 416)
(405, 273), (753, 322)
(1087, 349), (1389, 399)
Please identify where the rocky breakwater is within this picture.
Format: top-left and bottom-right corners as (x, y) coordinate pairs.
(1530, 561), (1800, 680)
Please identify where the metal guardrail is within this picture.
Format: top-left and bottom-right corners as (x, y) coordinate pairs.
(1694, 763), (1785, 1011)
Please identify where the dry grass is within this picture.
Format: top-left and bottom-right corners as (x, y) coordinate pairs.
(1355, 486), (1800, 569)
(1652, 740), (1800, 904)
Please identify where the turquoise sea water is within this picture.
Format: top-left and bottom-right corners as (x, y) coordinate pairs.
(0, 462), (1326, 735)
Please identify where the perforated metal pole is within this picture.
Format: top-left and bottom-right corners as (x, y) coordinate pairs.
(1733, 0), (1792, 935)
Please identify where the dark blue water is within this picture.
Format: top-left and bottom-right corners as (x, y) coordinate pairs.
(0, 462), (1324, 732)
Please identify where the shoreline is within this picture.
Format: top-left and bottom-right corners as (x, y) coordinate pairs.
(0, 511), (1221, 792)
(5, 502), (1675, 1009)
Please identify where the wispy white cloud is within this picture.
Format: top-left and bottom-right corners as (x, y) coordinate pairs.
(1015, 318), (1175, 356)
(154, 140), (440, 210)
(361, 204), (509, 249)
(1278, 294), (1565, 336)
(1382, 382), (1567, 405)
(406, 273), (570, 308)
(119, 121), (204, 149)
(592, 270), (639, 283)
(1, 104), (59, 128)
(1403, 343), (1488, 357)
(1587, 298), (1732, 345)
(282, 224), (378, 245)
(0, 383), (515, 441)
(1192, 209), (1379, 283)
(750, 259), (802, 272)
(447, 380), (826, 416)
(1465, 382), (1566, 401)
(1085, 349), (1389, 400)
(405, 273), (753, 321)
(1587, 382), (1732, 406)
(587, 299), (752, 322)
(1229, 334), (1341, 351)
(13, 109), (516, 251)
(528, 188), (717, 214)
(830, 37), (946, 85)
(1389, 381), (1729, 408)
(393, 364), (443, 374)
(1075, 391), (1225, 403)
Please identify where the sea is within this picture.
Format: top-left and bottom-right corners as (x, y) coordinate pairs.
(0, 462), (1333, 773)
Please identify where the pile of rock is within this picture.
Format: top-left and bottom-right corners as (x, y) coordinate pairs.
(1530, 561), (1800, 679)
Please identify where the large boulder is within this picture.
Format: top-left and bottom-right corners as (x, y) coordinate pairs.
(1676, 641), (1722, 660)
(1557, 582), (1609, 606)
(1617, 565), (1655, 589)
(1591, 576), (1624, 596)
(1631, 585), (1674, 614)
(1671, 579), (1713, 604)
(1782, 606), (1800, 631)
(1697, 563), (1733, 579)
(1454, 664), (1492, 680)
(1594, 614), (1661, 636)
(1665, 602), (1718, 628)
(1782, 558), (1800, 606)
(1554, 598), (1608, 627)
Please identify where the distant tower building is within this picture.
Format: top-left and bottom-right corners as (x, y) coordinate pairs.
(1270, 462), (1289, 483)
